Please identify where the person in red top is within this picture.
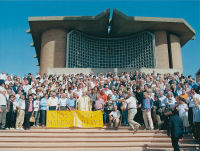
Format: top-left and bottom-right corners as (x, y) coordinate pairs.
(100, 90), (107, 102)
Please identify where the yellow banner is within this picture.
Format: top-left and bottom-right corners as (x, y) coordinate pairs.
(46, 111), (74, 128)
(75, 110), (103, 128)
(46, 110), (103, 128)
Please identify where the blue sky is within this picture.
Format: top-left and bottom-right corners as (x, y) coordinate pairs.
(0, 0), (199, 78)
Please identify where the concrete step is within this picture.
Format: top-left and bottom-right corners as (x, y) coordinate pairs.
(0, 142), (198, 148)
(0, 137), (195, 143)
(0, 147), (144, 151)
(0, 129), (167, 133)
(0, 128), (197, 151)
(0, 132), (170, 137)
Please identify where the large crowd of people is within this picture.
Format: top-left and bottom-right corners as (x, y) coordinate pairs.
(0, 70), (199, 143)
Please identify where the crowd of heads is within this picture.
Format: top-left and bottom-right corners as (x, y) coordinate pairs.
(0, 70), (200, 131)
(0, 70), (199, 108)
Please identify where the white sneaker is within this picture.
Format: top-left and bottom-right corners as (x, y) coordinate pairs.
(10, 128), (14, 130)
(20, 128), (24, 130)
(5, 128), (9, 130)
(16, 128), (20, 130)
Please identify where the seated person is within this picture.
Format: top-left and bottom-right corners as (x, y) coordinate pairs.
(109, 105), (121, 128)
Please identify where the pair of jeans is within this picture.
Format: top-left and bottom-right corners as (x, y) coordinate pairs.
(0, 105), (7, 129)
(6, 110), (16, 128)
(34, 111), (40, 126)
(171, 137), (180, 151)
(40, 110), (46, 126)
(122, 110), (128, 125)
(103, 110), (111, 124)
(24, 112), (32, 129)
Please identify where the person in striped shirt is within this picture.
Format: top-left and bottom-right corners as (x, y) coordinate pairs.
(141, 92), (154, 130)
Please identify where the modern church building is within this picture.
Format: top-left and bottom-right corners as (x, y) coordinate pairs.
(27, 9), (195, 75)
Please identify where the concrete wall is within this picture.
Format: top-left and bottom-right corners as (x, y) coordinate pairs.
(40, 29), (67, 75)
(170, 34), (183, 72)
(155, 31), (169, 69)
(47, 68), (182, 75)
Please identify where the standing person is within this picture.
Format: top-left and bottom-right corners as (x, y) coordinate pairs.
(40, 93), (48, 127)
(165, 92), (177, 109)
(59, 93), (68, 110)
(152, 95), (162, 130)
(94, 94), (104, 111)
(135, 86), (144, 125)
(76, 91), (92, 111)
(177, 98), (189, 133)
(187, 92), (195, 132)
(6, 95), (17, 129)
(89, 89), (97, 111)
(104, 94), (115, 124)
(24, 95), (34, 130)
(33, 95), (40, 127)
(167, 109), (184, 151)
(123, 92), (141, 131)
(141, 92), (154, 130)
(0, 89), (7, 130)
(48, 92), (59, 110)
(16, 95), (26, 130)
(66, 93), (76, 110)
(121, 96), (128, 126)
(193, 98), (200, 144)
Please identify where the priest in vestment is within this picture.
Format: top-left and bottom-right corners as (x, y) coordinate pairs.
(76, 91), (92, 111)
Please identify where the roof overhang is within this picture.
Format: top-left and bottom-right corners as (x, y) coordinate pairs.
(28, 9), (110, 63)
(110, 9), (195, 46)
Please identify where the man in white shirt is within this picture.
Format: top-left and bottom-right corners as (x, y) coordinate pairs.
(0, 86), (7, 130)
(123, 92), (140, 131)
(59, 93), (67, 110)
(164, 92), (176, 109)
(16, 95), (26, 130)
(48, 92), (59, 110)
(109, 105), (121, 128)
(104, 84), (113, 96)
(0, 71), (7, 81)
(23, 80), (32, 95)
(191, 88), (200, 102)
(159, 91), (166, 108)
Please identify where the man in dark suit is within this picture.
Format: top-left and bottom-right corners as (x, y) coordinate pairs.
(167, 109), (184, 151)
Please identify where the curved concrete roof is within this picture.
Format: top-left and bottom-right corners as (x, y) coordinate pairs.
(110, 9), (195, 46)
(28, 8), (195, 64)
(28, 9), (110, 63)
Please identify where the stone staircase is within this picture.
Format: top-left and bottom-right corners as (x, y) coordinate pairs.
(0, 127), (199, 151)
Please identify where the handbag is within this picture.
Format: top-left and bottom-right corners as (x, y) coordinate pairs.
(29, 113), (35, 123)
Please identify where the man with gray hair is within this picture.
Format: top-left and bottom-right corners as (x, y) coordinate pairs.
(142, 92), (154, 130)
(122, 92), (140, 131)
(0, 80), (7, 130)
(109, 105), (121, 129)
(48, 92), (59, 110)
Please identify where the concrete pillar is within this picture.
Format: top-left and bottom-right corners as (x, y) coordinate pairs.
(40, 29), (66, 75)
(155, 31), (169, 69)
(170, 34), (183, 72)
